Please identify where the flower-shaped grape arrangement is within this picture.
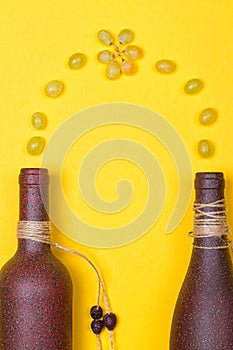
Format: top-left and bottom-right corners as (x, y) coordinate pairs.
(97, 29), (143, 80)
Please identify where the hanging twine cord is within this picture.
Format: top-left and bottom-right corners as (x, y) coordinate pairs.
(96, 334), (103, 350)
(53, 244), (114, 350)
(16, 221), (115, 350)
(189, 199), (231, 250)
(53, 243), (111, 314)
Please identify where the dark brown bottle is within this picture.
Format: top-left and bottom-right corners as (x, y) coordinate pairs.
(0, 168), (72, 350)
(170, 172), (233, 350)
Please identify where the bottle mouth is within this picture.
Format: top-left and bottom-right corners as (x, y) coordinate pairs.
(195, 172), (224, 189)
(19, 168), (49, 185)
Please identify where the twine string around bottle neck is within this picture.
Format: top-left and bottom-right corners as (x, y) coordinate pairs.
(189, 199), (231, 250)
(16, 220), (115, 350)
(17, 221), (51, 244)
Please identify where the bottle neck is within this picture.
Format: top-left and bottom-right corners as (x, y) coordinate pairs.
(195, 187), (224, 205)
(18, 168), (51, 254)
(17, 238), (51, 255)
(193, 173), (228, 249)
(19, 184), (49, 221)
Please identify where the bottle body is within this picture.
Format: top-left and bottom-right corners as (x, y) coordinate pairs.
(170, 240), (233, 349)
(0, 168), (72, 350)
(170, 173), (233, 350)
(0, 242), (72, 349)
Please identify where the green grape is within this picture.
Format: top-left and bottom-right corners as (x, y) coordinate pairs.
(197, 139), (214, 158)
(121, 60), (137, 75)
(184, 78), (203, 95)
(97, 50), (114, 64)
(31, 112), (47, 130)
(45, 80), (64, 97)
(199, 108), (217, 125)
(124, 45), (143, 60)
(106, 62), (121, 80)
(155, 59), (176, 74)
(68, 53), (87, 70)
(118, 29), (134, 45)
(27, 136), (46, 156)
(98, 30), (114, 46)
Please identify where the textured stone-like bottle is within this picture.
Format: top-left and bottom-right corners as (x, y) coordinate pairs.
(0, 168), (72, 349)
(170, 172), (233, 350)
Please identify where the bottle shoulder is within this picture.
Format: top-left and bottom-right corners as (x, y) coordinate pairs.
(0, 248), (72, 290)
(187, 246), (233, 275)
(175, 248), (233, 311)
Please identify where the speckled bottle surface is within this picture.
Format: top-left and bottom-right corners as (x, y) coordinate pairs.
(0, 168), (72, 349)
(170, 172), (233, 350)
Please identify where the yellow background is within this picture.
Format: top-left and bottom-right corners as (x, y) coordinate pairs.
(0, 1), (233, 349)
